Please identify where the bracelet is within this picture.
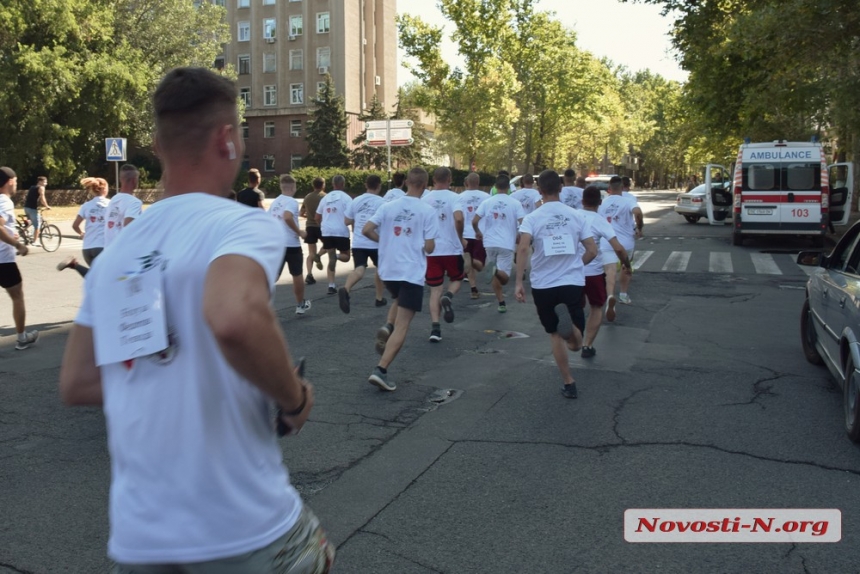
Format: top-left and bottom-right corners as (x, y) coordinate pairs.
(280, 384), (307, 417)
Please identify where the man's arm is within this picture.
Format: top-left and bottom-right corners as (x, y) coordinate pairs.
(122, 217), (135, 227)
(472, 214), (483, 241)
(633, 206), (644, 239)
(0, 222), (25, 253)
(363, 220), (380, 243)
(515, 232), (532, 303)
(38, 186), (50, 209)
(203, 255), (311, 428)
(314, 213), (322, 225)
(609, 236), (631, 270)
(580, 236), (598, 266)
(59, 325), (102, 405)
(72, 215), (84, 237)
(424, 238), (435, 254)
(285, 211), (306, 239)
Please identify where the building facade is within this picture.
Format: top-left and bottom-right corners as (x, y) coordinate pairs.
(216, 0), (397, 173)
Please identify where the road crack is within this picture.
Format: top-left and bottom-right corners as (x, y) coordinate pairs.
(612, 388), (654, 444)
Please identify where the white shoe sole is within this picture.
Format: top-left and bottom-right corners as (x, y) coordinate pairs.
(368, 374), (396, 391)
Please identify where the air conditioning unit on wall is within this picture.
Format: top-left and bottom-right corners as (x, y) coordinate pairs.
(288, 35), (297, 41)
(318, 66), (329, 75)
(375, 75), (381, 86)
(265, 37), (276, 43)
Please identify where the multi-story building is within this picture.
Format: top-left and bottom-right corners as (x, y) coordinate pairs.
(215, 0), (397, 173)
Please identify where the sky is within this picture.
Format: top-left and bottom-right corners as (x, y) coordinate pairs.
(396, 0), (688, 86)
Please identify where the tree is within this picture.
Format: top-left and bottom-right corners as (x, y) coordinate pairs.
(390, 86), (432, 168)
(350, 94), (388, 169)
(303, 75), (349, 168)
(0, 0), (228, 184)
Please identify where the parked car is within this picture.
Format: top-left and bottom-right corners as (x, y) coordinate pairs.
(674, 181), (731, 224)
(798, 220), (860, 441)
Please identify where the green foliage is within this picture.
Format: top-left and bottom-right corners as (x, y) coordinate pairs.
(304, 75), (350, 168)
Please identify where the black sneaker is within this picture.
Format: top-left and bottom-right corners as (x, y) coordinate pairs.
(554, 304), (574, 340)
(581, 346), (596, 359)
(375, 298), (388, 307)
(368, 367), (396, 391)
(441, 294), (455, 323)
(305, 274), (316, 285)
(375, 324), (392, 355)
(561, 383), (578, 399)
(338, 287), (350, 313)
(327, 286), (337, 295)
(429, 327), (442, 342)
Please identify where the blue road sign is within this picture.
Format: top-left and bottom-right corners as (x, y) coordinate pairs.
(105, 138), (127, 162)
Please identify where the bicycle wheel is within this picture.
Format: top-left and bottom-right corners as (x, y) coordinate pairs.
(39, 224), (62, 252)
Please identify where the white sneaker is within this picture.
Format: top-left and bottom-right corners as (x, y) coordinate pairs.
(295, 300), (312, 315)
(15, 330), (39, 350)
(618, 293), (632, 305)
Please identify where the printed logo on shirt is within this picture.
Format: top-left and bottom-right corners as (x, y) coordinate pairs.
(545, 213), (572, 233)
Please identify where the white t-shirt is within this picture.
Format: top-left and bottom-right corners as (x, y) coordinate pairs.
(454, 189), (490, 240)
(0, 194), (16, 264)
(369, 196), (439, 285)
(560, 186), (584, 210)
(422, 189), (463, 256)
(77, 196), (110, 249)
(383, 188), (405, 203)
(510, 187), (541, 215)
(475, 194), (525, 250)
(75, 193), (299, 564)
(599, 194), (638, 251)
(104, 193), (144, 248)
(268, 194), (301, 248)
(315, 189), (352, 238)
(518, 201), (591, 289)
(581, 210), (617, 277)
(345, 192), (384, 250)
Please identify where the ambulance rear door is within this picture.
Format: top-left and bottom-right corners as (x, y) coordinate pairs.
(828, 163), (855, 226)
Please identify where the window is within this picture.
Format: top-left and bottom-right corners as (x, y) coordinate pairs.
(263, 53), (276, 73)
(290, 119), (302, 137)
(238, 54), (251, 75)
(264, 121), (275, 138)
(263, 0), (275, 4)
(289, 15), (303, 36)
(264, 155), (276, 172)
(290, 83), (304, 104)
(238, 21), (250, 42)
(241, 120), (249, 139)
(744, 164), (776, 191)
(240, 87), (251, 108)
(291, 155), (303, 170)
(290, 50), (303, 70)
(213, 0), (225, 7)
(316, 47), (330, 69)
(214, 56), (225, 70)
(263, 18), (276, 39)
(786, 163), (818, 191)
(238, 0), (249, 7)
(316, 12), (330, 33)
(241, 155), (250, 170)
(264, 85), (277, 107)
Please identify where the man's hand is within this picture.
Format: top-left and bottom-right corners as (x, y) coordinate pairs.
(475, 230), (483, 241)
(278, 382), (315, 436)
(635, 228), (643, 240)
(461, 238), (468, 250)
(16, 243), (28, 256)
(299, 230), (307, 240)
(515, 282), (526, 303)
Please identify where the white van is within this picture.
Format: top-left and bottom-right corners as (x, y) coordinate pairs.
(704, 140), (854, 246)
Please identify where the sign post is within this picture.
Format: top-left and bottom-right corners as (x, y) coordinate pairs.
(366, 120), (414, 186)
(105, 138), (127, 195)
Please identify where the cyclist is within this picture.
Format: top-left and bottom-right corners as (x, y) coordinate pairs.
(24, 176), (51, 244)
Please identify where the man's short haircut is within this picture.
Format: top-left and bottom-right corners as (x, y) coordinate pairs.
(582, 185), (602, 207)
(407, 166), (429, 190)
(280, 174), (296, 185)
(366, 174), (382, 190)
(0, 167), (16, 187)
(564, 168), (576, 179)
(609, 175), (623, 192)
(36, 176), (48, 184)
(496, 174), (510, 191)
(622, 176), (631, 187)
(332, 174), (346, 189)
(433, 166), (451, 185)
(498, 170), (509, 177)
(119, 164), (139, 182)
(312, 177), (324, 190)
(538, 170), (561, 195)
(392, 172), (406, 187)
(576, 176), (587, 187)
(153, 67), (238, 158)
(248, 168), (261, 184)
(464, 172), (480, 187)
(523, 173), (534, 185)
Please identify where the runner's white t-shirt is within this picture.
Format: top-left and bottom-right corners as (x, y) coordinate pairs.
(454, 189), (490, 240)
(268, 194), (301, 248)
(581, 210), (617, 277)
(346, 193), (384, 250)
(475, 194), (525, 250)
(383, 188), (405, 203)
(104, 193), (144, 247)
(422, 189), (463, 256)
(518, 201), (591, 289)
(0, 195), (16, 264)
(316, 189), (352, 238)
(75, 193), (299, 564)
(369, 195), (439, 286)
(560, 186), (583, 210)
(599, 194), (638, 251)
(510, 187), (541, 215)
(77, 196), (110, 249)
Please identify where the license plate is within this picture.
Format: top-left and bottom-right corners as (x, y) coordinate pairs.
(681, 199), (690, 204)
(747, 209), (773, 215)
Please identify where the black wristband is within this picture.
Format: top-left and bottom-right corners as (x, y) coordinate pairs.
(280, 384), (307, 417)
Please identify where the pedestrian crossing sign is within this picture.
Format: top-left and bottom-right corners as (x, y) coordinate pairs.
(105, 138), (127, 162)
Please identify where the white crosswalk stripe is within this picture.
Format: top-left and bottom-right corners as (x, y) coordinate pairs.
(631, 250), (653, 271)
(629, 249), (814, 277)
(662, 251), (691, 272)
(750, 253), (782, 275)
(709, 252), (733, 274)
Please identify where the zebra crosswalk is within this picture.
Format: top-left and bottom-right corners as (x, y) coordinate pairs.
(631, 249), (815, 277)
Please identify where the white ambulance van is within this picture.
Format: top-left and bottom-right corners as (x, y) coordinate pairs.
(704, 140), (854, 246)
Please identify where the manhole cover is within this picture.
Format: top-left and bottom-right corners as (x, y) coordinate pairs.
(429, 389), (463, 405)
(484, 329), (530, 339)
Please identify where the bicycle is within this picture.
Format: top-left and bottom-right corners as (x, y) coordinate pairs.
(16, 208), (62, 252)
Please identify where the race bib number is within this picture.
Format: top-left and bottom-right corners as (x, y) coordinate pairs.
(543, 234), (576, 256)
(94, 268), (169, 366)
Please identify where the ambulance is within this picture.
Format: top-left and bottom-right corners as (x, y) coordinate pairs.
(703, 140), (854, 246)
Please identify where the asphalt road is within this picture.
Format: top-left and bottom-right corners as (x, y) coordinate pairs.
(2, 191), (859, 573)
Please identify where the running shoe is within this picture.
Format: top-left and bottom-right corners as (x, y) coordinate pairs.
(305, 274), (316, 285)
(295, 300), (312, 315)
(368, 367), (396, 392)
(581, 346), (596, 359)
(375, 324), (392, 355)
(561, 383), (578, 399)
(498, 302), (507, 313)
(554, 304), (574, 340)
(606, 295), (617, 322)
(429, 327), (442, 342)
(375, 298), (388, 307)
(470, 289), (479, 300)
(618, 293), (632, 305)
(15, 330), (39, 350)
(327, 286), (337, 295)
(314, 253), (323, 270)
(338, 287), (350, 313)
(441, 294), (455, 323)
(56, 257), (76, 271)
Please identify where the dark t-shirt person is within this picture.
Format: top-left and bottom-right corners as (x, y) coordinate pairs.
(237, 187), (265, 208)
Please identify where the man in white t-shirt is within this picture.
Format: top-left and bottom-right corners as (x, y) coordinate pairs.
(599, 176), (644, 321)
(422, 167), (465, 342)
(59, 67), (333, 572)
(270, 174), (312, 315)
(510, 173), (542, 215)
(472, 174), (525, 313)
(339, 174), (387, 313)
(315, 175), (353, 294)
(515, 170), (597, 399)
(579, 185), (630, 359)
(560, 168), (584, 210)
(103, 164), (144, 248)
(0, 166), (38, 350)
(382, 172), (406, 203)
(453, 172), (490, 300)
(363, 167), (438, 391)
